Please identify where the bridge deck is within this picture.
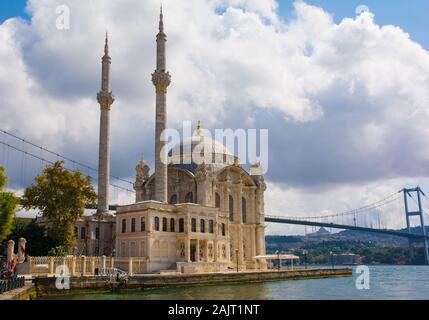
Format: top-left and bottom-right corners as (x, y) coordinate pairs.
(265, 216), (429, 240)
(81, 204), (428, 240)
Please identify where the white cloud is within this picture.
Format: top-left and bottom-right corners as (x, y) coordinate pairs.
(1, 0), (429, 233)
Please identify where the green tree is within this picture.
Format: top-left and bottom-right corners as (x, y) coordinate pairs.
(0, 167), (19, 242)
(7, 219), (59, 256)
(21, 161), (97, 252)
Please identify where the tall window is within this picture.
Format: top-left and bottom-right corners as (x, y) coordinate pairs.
(185, 192), (193, 203)
(200, 219), (206, 233)
(154, 217), (160, 231)
(141, 217), (146, 232)
(81, 227), (86, 240)
(170, 194), (177, 204)
(95, 227), (100, 240)
(121, 219), (126, 233)
(131, 218), (136, 232)
(179, 218), (185, 232)
(229, 195), (234, 222)
(191, 218), (196, 232)
(162, 217), (168, 232)
(242, 197), (247, 223)
(170, 218), (175, 232)
(209, 220), (214, 234)
(221, 223), (226, 236)
(215, 192), (221, 208)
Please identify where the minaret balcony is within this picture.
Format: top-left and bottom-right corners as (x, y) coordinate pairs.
(97, 91), (115, 109)
(152, 70), (171, 93)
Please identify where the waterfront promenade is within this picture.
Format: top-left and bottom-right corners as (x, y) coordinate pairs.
(33, 268), (351, 296)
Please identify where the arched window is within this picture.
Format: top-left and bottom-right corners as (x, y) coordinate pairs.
(170, 194), (177, 204)
(215, 192), (221, 208)
(209, 220), (214, 234)
(191, 218), (197, 232)
(179, 218), (185, 233)
(141, 217), (146, 232)
(162, 217), (168, 232)
(154, 217), (160, 231)
(170, 218), (175, 232)
(121, 220), (126, 233)
(131, 218), (136, 232)
(185, 192), (194, 203)
(229, 195), (234, 222)
(200, 219), (205, 233)
(242, 197), (247, 223)
(81, 227), (86, 239)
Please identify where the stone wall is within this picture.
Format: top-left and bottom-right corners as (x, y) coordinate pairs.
(34, 268), (352, 293)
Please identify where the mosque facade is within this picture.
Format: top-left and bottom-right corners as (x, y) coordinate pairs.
(72, 9), (267, 273)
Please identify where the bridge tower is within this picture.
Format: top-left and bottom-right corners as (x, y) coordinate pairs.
(403, 187), (429, 265)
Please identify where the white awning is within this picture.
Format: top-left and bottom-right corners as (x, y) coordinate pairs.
(254, 254), (300, 260)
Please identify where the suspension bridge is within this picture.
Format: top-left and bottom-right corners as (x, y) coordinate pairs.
(1, 128), (428, 264)
(265, 187), (429, 264)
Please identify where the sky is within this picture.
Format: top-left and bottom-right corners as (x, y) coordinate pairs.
(2, 0), (428, 48)
(1, 0), (429, 235)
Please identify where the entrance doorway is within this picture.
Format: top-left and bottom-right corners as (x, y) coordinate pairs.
(190, 244), (196, 262)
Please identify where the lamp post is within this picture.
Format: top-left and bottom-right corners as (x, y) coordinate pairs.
(303, 250), (308, 269)
(275, 250), (280, 271)
(236, 249), (239, 273)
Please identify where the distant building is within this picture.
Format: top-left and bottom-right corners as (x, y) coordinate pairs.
(308, 227), (331, 237)
(37, 213), (115, 256)
(332, 253), (361, 265)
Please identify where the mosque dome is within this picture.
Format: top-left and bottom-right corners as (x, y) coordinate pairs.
(168, 123), (236, 172)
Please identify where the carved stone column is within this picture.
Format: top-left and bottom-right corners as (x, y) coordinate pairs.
(17, 238), (26, 263)
(7, 240), (14, 263)
(195, 240), (200, 262)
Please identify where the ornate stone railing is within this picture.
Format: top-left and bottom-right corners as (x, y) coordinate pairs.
(114, 258), (147, 275)
(176, 261), (228, 274)
(26, 256), (146, 276)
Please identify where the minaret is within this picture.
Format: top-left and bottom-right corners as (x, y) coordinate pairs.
(96, 33), (115, 215)
(152, 7), (171, 203)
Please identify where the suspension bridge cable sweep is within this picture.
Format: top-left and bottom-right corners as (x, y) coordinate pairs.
(0, 140), (136, 194)
(0, 128), (134, 186)
(269, 191), (402, 221)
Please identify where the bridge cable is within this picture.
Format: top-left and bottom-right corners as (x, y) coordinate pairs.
(0, 128), (135, 186)
(270, 192), (402, 221)
(0, 140), (135, 194)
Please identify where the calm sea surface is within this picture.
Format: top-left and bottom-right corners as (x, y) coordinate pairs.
(43, 266), (429, 300)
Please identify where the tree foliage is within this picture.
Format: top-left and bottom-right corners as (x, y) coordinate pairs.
(48, 245), (68, 257)
(6, 219), (59, 256)
(21, 161), (97, 252)
(0, 167), (19, 243)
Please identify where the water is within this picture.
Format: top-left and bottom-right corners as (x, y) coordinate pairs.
(42, 266), (429, 300)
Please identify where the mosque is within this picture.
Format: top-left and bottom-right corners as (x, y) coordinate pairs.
(71, 9), (267, 273)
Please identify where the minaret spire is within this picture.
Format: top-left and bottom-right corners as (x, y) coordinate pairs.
(159, 5), (164, 33)
(104, 31), (109, 56)
(152, 7), (171, 203)
(97, 33), (115, 215)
